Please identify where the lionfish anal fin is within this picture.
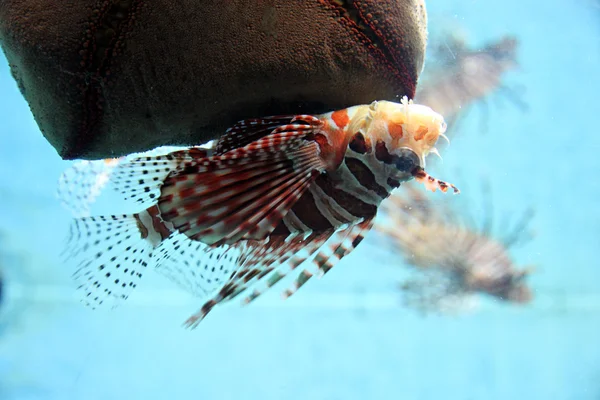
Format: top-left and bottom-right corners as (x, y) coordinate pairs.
(159, 118), (328, 247)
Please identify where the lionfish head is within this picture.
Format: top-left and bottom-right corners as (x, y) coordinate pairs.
(365, 97), (448, 180)
(468, 259), (534, 304)
(501, 268), (534, 304)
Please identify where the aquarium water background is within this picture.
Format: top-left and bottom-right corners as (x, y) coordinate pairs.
(0, 1), (598, 399)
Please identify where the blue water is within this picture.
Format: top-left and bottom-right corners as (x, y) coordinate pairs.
(0, 1), (599, 399)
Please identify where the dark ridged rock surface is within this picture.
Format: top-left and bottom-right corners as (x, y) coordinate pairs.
(0, 1), (427, 159)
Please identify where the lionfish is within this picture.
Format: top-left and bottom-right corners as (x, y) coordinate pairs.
(415, 35), (527, 134)
(375, 184), (533, 313)
(59, 97), (459, 328)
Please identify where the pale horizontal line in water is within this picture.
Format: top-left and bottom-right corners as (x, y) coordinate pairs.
(3, 283), (600, 313)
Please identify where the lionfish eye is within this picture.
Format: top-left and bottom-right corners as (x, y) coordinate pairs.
(394, 147), (421, 172)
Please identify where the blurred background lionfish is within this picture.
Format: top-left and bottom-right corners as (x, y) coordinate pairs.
(415, 33), (528, 137)
(373, 32), (534, 313)
(376, 184), (534, 313)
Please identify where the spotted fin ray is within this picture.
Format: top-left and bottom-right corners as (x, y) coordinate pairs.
(179, 217), (375, 329)
(215, 114), (323, 154)
(64, 214), (156, 309)
(64, 209), (243, 310)
(56, 146), (206, 217)
(111, 147), (212, 208)
(281, 218), (374, 299)
(181, 232), (332, 329)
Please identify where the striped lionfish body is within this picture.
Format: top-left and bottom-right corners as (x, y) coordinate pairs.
(61, 96), (458, 328)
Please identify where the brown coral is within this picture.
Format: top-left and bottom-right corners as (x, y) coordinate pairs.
(0, 0), (428, 159)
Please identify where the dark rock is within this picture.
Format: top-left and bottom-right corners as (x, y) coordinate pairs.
(0, 0), (427, 159)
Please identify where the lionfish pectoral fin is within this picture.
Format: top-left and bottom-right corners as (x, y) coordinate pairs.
(138, 230), (251, 330)
(240, 232), (332, 304)
(160, 131), (326, 247)
(411, 166), (460, 194)
(182, 271), (253, 329)
(180, 218), (374, 327)
(282, 218), (374, 299)
(183, 300), (216, 329)
(237, 220), (373, 306)
(315, 218), (374, 278)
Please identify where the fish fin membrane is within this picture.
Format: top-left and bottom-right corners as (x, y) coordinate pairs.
(179, 232), (328, 329)
(57, 158), (122, 218)
(64, 214), (155, 309)
(273, 218), (374, 300)
(233, 231), (333, 305)
(215, 115), (319, 154)
(141, 230), (331, 329)
(151, 232), (242, 298)
(110, 147), (212, 208)
(160, 135), (326, 247)
(56, 146), (207, 216)
(183, 218), (374, 329)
